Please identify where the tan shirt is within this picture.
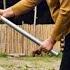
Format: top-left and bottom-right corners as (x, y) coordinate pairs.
(11, 0), (70, 41)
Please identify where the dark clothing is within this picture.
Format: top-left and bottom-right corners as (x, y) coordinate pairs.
(60, 33), (70, 70)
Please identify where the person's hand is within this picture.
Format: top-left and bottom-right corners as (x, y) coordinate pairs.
(0, 9), (4, 19)
(32, 37), (56, 55)
(0, 9), (3, 15)
(41, 37), (56, 52)
(0, 8), (14, 18)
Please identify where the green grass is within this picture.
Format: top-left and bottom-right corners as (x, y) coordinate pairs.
(0, 53), (7, 57)
(0, 53), (62, 70)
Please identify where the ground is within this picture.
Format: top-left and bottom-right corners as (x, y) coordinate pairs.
(0, 55), (62, 70)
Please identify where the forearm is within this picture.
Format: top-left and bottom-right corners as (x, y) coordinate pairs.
(50, 0), (70, 41)
(2, 7), (14, 18)
(51, 9), (70, 41)
(2, 0), (41, 17)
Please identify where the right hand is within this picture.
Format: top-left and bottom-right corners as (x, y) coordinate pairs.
(41, 37), (56, 52)
(32, 37), (56, 54)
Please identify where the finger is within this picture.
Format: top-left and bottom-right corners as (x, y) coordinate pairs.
(40, 45), (51, 53)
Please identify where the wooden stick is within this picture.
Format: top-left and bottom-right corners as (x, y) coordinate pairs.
(0, 16), (59, 56)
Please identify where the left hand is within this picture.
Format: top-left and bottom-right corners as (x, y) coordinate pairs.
(0, 9), (4, 19)
(0, 8), (14, 18)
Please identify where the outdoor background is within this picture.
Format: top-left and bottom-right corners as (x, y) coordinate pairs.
(0, 0), (62, 70)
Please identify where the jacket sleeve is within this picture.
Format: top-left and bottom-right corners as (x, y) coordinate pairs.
(47, 0), (70, 41)
(46, 0), (60, 22)
(11, 0), (42, 16)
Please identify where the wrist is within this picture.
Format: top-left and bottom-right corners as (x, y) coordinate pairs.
(3, 8), (15, 18)
(49, 36), (56, 45)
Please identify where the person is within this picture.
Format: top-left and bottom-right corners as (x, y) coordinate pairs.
(0, 0), (70, 70)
